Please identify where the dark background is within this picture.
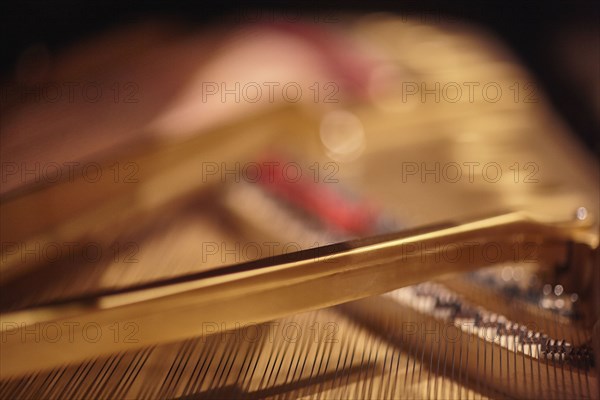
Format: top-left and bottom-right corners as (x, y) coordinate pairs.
(1, 0), (598, 156)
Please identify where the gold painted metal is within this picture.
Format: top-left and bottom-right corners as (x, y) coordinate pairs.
(0, 211), (596, 378)
(1, 15), (599, 399)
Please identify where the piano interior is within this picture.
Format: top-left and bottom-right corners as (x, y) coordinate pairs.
(1, 11), (598, 400)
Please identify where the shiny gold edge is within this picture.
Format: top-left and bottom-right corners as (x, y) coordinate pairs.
(0, 211), (596, 378)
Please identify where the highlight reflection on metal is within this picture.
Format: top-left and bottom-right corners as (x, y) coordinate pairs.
(1, 12), (599, 400)
(0, 211), (596, 378)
